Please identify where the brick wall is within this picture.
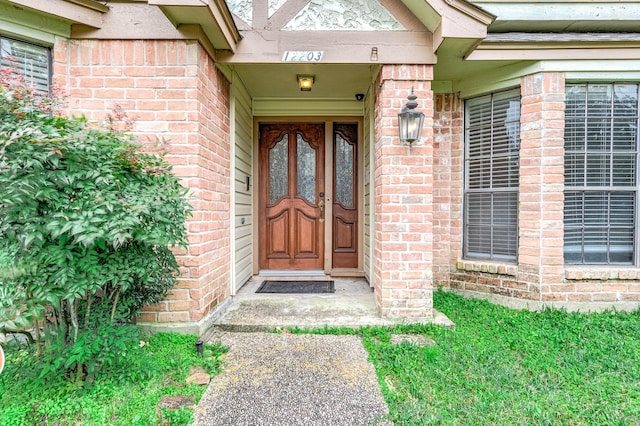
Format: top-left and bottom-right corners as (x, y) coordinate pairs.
(449, 73), (566, 303)
(518, 72), (565, 302)
(373, 64), (434, 318)
(444, 72), (640, 311)
(55, 39), (231, 329)
(432, 93), (463, 283)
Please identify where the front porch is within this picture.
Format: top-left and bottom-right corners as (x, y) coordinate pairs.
(212, 277), (454, 333)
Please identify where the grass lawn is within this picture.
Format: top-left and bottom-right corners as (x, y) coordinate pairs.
(0, 332), (226, 426)
(2, 291), (640, 425)
(362, 291), (640, 425)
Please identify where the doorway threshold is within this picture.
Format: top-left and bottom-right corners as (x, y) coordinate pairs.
(259, 270), (326, 277)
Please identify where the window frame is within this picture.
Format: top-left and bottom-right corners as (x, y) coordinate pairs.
(0, 34), (52, 95)
(463, 88), (521, 262)
(563, 82), (640, 265)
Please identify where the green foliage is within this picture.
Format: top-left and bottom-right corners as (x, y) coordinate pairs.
(161, 406), (193, 426)
(0, 65), (191, 385)
(362, 291), (640, 425)
(0, 332), (227, 425)
(148, 333), (228, 379)
(285, 294), (640, 424)
(39, 325), (155, 387)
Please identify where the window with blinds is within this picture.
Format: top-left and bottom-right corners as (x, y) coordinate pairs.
(464, 89), (521, 261)
(1, 36), (51, 95)
(564, 83), (639, 264)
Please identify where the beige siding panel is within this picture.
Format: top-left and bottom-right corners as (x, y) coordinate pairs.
(233, 80), (253, 292)
(363, 92), (373, 284)
(253, 98), (364, 116)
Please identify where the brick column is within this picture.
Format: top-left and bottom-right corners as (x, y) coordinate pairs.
(373, 65), (434, 318)
(518, 73), (566, 300)
(433, 93), (464, 284)
(63, 39), (232, 331)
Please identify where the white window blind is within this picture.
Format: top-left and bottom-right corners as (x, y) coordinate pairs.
(464, 89), (521, 261)
(564, 83), (639, 264)
(1, 36), (50, 95)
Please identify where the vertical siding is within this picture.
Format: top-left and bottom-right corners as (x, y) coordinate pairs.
(363, 93), (373, 283)
(233, 79), (253, 292)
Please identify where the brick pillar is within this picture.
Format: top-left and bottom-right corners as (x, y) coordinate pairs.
(433, 93), (464, 284)
(518, 73), (566, 300)
(62, 39), (232, 331)
(373, 65), (434, 318)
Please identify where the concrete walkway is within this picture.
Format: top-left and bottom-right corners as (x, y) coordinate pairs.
(193, 332), (392, 426)
(194, 278), (452, 425)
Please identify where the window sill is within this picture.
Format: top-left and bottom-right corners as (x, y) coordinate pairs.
(565, 266), (640, 281)
(456, 260), (517, 276)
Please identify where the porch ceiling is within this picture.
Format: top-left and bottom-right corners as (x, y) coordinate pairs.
(231, 63), (375, 100)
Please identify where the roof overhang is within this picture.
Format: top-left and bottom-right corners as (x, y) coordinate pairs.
(467, 33), (640, 61)
(401, 0), (495, 52)
(475, 1), (640, 33)
(5, 0), (107, 28)
(148, 0), (241, 52)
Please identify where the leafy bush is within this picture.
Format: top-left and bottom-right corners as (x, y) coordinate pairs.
(0, 332), (227, 425)
(0, 65), (191, 385)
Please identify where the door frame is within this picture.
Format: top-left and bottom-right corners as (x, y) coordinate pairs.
(252, 116), (365, 276)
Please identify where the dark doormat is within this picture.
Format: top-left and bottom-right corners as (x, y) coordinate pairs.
(256, 280), (335, 294)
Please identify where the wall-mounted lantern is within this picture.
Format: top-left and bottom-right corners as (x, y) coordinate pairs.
(398, 88), (425, 147)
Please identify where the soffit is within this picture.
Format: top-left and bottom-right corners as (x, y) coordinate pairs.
(467, 33), (640, 61)
(474, 1), (640, 33)
(3, 0), (106, 28)
(437, 2), (640, 90)
(149, 0), (241, 51)
(229, 63), (375, 99)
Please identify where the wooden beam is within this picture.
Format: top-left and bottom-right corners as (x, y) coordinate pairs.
(219, 30), (435, 64)
(266, 0), (309, 30)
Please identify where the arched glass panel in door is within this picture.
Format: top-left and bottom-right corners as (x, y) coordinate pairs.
(296, 133), (316, 204)
(269, 134), (288, 205)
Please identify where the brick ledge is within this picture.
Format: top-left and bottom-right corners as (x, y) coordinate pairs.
(456, 260), (517, 276)
(565, 267), (640, 281)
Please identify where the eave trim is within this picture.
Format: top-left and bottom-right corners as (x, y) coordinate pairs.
(65, 0), (108, 13)
(149, 0), (241, 52)
(6, 0), (106, 27)
(444, 0), (495, 26)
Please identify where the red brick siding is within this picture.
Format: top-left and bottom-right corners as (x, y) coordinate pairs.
(517, 72), (565, 300)
(445, 73), (566, 302)
(373, 65), (434, 318)
(432, 93), (463, 283)
(55, 39), (231, 324)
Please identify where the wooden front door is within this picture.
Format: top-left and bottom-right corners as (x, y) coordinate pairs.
(259, 123), (325, 270)
(332, 123), (358, 269)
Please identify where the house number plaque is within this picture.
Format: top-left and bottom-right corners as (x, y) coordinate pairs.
(282, 51), (323, 62)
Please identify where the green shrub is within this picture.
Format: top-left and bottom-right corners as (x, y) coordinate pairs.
(0, 65), (191, 386)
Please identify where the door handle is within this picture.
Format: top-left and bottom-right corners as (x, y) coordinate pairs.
(318, 200), (325, 222)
